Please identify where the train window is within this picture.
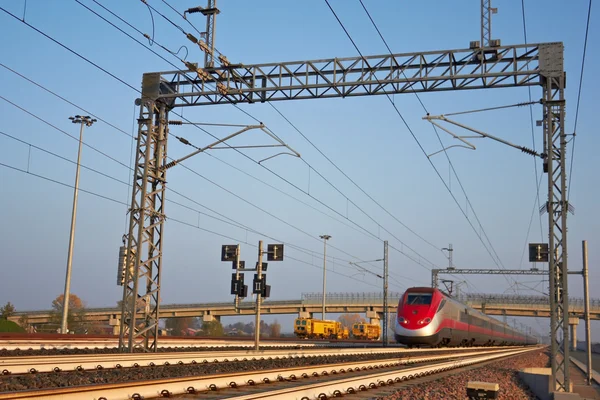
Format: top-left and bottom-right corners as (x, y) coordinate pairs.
(406, 293), (433, 305)
(302, 320), (307, 326)
(437, 299), (446, 312)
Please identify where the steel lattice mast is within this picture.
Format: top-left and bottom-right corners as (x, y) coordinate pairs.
(119, 41), (570, 392)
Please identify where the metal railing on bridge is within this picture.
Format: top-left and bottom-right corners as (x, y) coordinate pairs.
(301, 292), (403, 305)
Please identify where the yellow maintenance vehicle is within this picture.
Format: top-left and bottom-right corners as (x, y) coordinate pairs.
(351, 322), (381, 340)
(294, 318), (349, 339)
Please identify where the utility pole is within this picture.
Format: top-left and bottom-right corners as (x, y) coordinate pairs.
(582, 240), (592, 385)
(383, 240), (389, 347)
(254, 240), (264, 350)
(442, 244), (454, 270)
(480, 0), (498, 48)
(61, 115), (96, 334)
(320, 235), (331, 320)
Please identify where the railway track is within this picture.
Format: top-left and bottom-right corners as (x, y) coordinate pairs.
(0, 347), (539, 399)
(0, 346), (494, 375)
(0, 334), (384, 352)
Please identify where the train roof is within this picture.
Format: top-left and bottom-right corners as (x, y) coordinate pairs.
(404, 287), (436, 293)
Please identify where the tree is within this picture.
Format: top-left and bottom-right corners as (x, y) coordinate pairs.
(338, 313), (365, 329)
(270, 319), (281, 338)
(165, 317), (199, 336)
(50, 294), (86, 333)
(52, 294), (85, 313)
(198, 320), (224, 337)
(0, 302), (15, 319)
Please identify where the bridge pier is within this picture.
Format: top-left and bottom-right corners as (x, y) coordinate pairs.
(109, 317), (120, 335)
(569, 317), (579, 352)
(366, 310), (381, 325)
(298, 311), (312, 319)
(202, 314), (221, 323)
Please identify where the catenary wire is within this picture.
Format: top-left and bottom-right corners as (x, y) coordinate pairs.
(568, 0), (593, 201)
(69, 0), (441, 270)
(0, 127), (379, 275)
(327, 0), (506, 273)
(5, 2), (438, 274)
(0, 62), (388, 272)
(521, 0), (544, 245)
(0, 156), (389, 290)
(355, 1), (527, 284)
(332, 0), (509, 290)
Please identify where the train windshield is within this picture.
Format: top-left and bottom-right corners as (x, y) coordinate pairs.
(406, 293), (433, 305)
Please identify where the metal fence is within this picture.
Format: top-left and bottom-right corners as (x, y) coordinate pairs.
(301, 292), (403, 305)
(465, 293), (600, 310)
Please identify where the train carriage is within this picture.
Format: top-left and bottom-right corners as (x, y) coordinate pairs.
(294, 318), (349, 339)
(394, 287), (537, 347)
(351, 322), (381, 340)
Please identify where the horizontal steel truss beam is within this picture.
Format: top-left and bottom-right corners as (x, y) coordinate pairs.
(143, 43), (560, 106)
(434, 268), (549, 275)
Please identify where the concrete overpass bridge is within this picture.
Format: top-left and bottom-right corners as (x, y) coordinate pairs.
(11, 292), (600, 335)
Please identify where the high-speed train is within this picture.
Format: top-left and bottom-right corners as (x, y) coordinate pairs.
(394, 287), (537, 347)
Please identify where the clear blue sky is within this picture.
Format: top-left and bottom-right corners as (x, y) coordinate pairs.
(0, 1), (598, 339)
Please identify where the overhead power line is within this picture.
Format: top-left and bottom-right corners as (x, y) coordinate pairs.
(521, 0), (545, 246)
(568, 0), (593, 200)
(0, 158), (390, 290)
(326, 0), (507, 278)
(68, 0), (442, 269)
(5, 2), (439, 272)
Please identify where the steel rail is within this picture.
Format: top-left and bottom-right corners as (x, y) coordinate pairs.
(0, 346), (492, 375)
(0, 347), (532, 399)
(227, 347), (538, 399)
(0, 338), (326, 352)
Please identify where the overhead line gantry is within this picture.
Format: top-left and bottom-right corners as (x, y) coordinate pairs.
(119, 39), (569, 392)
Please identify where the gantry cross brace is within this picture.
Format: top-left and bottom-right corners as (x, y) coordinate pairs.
(121, 40), (570, 393)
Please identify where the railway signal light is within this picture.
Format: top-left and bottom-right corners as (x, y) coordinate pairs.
(232, 260), (245, 270)
(221, 244), (239, 261)
(230, 273), (248, 297)
(256, 262), (268, 271)
(528, 243), (549, 262)
(267, 244), (284, 261)
(253, 274), (266, 294)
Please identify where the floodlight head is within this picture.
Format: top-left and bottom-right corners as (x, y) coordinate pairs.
(319, 235), (331, 241)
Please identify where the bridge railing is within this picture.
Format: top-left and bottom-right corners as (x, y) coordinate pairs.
(301, 292), (403, 305)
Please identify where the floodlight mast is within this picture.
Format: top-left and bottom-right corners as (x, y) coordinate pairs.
(119, 40), (569, 392)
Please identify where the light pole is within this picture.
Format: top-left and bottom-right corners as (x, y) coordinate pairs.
(319, 235), (331, 320)
(61, 115), (96, 334)
(442, 244), (454, 270)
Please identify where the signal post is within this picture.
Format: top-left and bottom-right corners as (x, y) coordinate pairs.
(221, 241), (283, 350)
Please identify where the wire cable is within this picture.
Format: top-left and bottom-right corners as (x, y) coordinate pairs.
(10, 1), (437, 273)
(521, 0), (544, 244)
(0, 158), (385, 290)
(568, 0), (593, 201)
(72, 0), (439, 270)
(0, 62), (385, 271)
(0, 95), (131, 170)
(0, 6), (138, 92)
(328, 0), (506, 277)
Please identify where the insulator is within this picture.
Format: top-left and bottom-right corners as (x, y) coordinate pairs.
(177, 137), (190, 145)
(196, 68), (211, 81)
(198, 41), (210, 53)
(186, 33), (198, 44)
(143, 33), (150, 40)
(168, 120), (183, 125)
(183, 61), (198, 72)
(185, 7), (203, 14)
(218, 54), (230, 67)
(164, 160), (177, 169)
(216, 82), (228, 95)
(520, 147), (538, 156)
